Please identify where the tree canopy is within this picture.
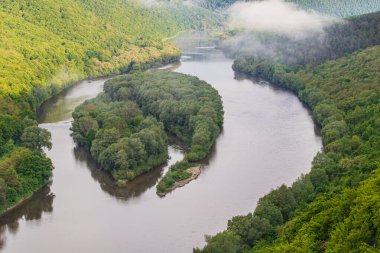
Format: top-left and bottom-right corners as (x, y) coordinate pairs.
(72, 71), (223, 191)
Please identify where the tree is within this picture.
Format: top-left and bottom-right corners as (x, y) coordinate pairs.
(21, 126), (52, 151)
(194, 231), (244, 253)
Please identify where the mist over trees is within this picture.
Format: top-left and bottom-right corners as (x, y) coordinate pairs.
(223, 11), (380, 66)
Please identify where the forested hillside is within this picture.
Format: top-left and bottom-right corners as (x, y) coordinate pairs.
(199, 0), (380, 17)
(1, 0), (221, 104)
(191, 0), (237, 10)
(287, 0), (380, 17)
(196, 11), (380, 253)
(0, 0), (221, 214)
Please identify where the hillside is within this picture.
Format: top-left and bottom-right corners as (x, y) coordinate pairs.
(1, 0), (221, 104)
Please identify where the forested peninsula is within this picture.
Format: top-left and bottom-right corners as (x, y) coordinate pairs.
(72, 71), (223, 194)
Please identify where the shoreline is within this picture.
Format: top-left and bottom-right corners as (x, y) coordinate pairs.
(0, 183), (51, 217)
(162, 30), (189, 42)
(0, 195), (33, 217)
(158, 165), (201, 197)
(1, 53), (183, 218)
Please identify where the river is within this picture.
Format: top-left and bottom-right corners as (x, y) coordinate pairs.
(0, 34), (321, 252)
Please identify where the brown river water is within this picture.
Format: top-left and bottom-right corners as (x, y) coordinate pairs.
(0, 34), (321, 252)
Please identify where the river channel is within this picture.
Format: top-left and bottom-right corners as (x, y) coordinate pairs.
(0, 34), (321, 252)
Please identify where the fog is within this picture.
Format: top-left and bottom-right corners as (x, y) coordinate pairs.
(221, 0), (342, 64)
(228, 0), (336, 38)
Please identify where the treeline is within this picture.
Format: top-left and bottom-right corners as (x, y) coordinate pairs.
(287, 0), (380, 17)
(196, 44), (380, 252)
(72, 71), (223, 192)
(203, 0), (380, 17)
(0, 118), (53, 213)
(191, 0), (238, 10)
(72, 98), (168, 181)
(223, 11), (380, 66)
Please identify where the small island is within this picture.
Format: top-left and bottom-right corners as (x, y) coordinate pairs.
(72, 71), (223, 195)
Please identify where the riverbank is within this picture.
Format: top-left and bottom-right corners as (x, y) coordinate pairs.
(0, 52), (181, 217)
(158, 165), (201, 197)
(0, 193), (34, 217)
(0, 181), (53, 217)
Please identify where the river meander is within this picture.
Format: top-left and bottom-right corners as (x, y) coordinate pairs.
(0, 34), (321, 252)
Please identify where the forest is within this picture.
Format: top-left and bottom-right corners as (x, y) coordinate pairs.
(72, 71), (223, 192)
(203, 0), (380, 17)
(196, 10), (380, 253)
(0, 0), (222, 213)
(287, 0), (380, 17)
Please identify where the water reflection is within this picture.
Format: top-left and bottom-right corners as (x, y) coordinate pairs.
(73, 146), (184, 200)
(0, 186), (54, 249)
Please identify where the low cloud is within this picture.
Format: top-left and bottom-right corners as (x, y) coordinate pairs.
(227, 0), (336, 39)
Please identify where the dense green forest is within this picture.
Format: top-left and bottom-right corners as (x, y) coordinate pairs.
(72, 91), (168, 181)
(0, 0), (222, 213)
(201, 0), (380, 17)
(287, 0), (380, 17)
(191, 0), (238, 10)
(195, 10), (380, 253)
(72, 71), (223, 192)
(0, 117), (53, 213)
(1, 0), (222, 102)
(222, 11), (380, 66)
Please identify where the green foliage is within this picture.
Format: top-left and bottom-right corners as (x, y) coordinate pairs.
(21, 126), (52, 151)
(72, 98), (168, 181)
(193, 231), (244, 253)
(156, 160), (194, 193)
(202, 0), (380, 17)
(101, 71), (223, 191)
(286, 0), (380, 17)
(192, 0), (237, 11)
(72, 71), (223, 186)
(0, 148), (53, 212)
(1, 0), (222, 100)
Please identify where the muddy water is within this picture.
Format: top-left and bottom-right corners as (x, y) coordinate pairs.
(0, 35), (321, 252)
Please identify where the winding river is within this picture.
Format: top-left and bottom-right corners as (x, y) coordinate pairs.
(0, 34), (321, 252)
